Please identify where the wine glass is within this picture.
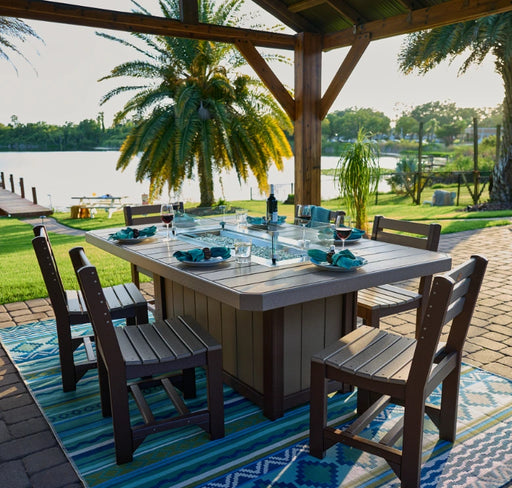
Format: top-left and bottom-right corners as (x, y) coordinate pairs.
(335, 215), (352, 249)
(160, 203), (175, 241)
(296, 205), (311, 247)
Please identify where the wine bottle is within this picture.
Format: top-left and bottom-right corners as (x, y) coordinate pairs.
(266, 184), (278, 223)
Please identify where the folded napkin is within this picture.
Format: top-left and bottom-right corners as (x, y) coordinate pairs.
(173, 247), (231, 262)
(109, 226), (157, 240)
(308, 248), (366, 269)
(247, 215), (286, 225)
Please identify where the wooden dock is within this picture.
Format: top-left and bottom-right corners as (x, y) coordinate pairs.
(0, 188), (52, 218)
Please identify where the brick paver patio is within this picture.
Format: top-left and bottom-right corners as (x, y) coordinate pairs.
(1, 225), (511, 486)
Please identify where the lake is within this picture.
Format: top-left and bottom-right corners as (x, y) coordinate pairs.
(0, 151), (398, 211)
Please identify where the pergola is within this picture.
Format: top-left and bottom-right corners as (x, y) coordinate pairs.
(1, 0), (512, 205)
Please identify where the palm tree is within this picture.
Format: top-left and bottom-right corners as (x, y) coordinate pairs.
(398, 13), (512, 206)
(98, 0), (293, 206)
(0, 17), (41, 72)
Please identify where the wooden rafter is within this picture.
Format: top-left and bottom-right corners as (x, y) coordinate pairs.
(288, 0), (324, 13)
(0, 0), (296, 50)
(324, 0), (512, 50)
(250, 0), (321, 33)
(328, 0), (366, 25)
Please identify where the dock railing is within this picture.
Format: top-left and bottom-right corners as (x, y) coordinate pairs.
(1, 171), (38, 204)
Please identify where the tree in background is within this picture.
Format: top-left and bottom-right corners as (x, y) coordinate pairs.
(324, 108), (390, 141)
(0, 17), (41, 72)
(398, 13), (512, 205)
(98, 0), (292, 206)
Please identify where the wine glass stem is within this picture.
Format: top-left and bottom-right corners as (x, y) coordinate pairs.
(166, 224), (169, 239)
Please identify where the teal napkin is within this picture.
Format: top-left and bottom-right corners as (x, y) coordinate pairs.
(174, 247), (231, 262)
(308, 248), (366, 269)
(109, 226), (157, 240)
(247, 215), (286, 225)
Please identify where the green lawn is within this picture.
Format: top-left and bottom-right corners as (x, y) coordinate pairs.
(2, 192), (511, 304)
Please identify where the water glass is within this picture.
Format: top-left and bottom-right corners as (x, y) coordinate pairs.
(234, 239), (252, 263)
(236, 209), (248, 229)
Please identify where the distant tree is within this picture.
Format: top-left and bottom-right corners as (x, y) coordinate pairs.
(394, 115), (419, 139)
(325, 108), (390, 141)
(398, 13), (512, 205)
(0, 17), (42, 72)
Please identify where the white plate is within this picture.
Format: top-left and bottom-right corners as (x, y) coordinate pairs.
(310, 257), (367, 272)
(177, 256), (231, 267)
(114, 236), (154, 244)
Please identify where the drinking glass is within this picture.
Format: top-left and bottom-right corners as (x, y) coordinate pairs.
(160, 203), (175, 241)
(335, 215), (352, 249)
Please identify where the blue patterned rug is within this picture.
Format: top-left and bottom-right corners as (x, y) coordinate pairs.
(1, 319), (512, 488)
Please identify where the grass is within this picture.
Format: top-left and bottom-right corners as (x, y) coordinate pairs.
(1, 191), (511, 305)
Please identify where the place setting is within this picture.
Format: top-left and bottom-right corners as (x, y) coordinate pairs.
(108, 225), (158, 244)
(173, 246), (232, 267)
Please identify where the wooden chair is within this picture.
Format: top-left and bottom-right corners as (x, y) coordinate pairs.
(70, 246), (224, 464)
(357, 216), (441, 331)
(310, 255), (488, 488)
(123, 202), (183, 287)
(32, 225), (148, 392)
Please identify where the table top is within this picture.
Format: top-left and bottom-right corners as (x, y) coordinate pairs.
(85, 223), (452, 312)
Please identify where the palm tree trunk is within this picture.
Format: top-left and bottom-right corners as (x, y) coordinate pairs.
(197, 154), (215, 207)
(490, 56), (512, 205)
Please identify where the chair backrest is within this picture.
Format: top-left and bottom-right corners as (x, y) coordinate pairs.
(410, 254), (487, 388)
(32, 225), (68, 319)
(371, 215), (441, 251)
(124, 202), (184, 226)
(69, 247), (124, 367)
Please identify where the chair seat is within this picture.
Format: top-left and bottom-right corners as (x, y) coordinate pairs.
(321, 325), (416, 385)
(66, 283), (147, 322)
(116, 316), (219, 376)
(357, 284), (421, 310)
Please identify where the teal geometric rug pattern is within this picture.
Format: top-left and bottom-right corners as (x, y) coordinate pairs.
(1, 319), (512, 488)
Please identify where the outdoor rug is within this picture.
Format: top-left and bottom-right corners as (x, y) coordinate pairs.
(1, 318), (512, 488)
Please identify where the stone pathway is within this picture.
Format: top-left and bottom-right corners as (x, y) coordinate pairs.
(1, 223), (512, 487)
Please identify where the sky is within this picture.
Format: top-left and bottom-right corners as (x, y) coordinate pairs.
(0, 0), (505, 127)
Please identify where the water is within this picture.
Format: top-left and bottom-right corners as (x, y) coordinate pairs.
(0, 151), (398, 211)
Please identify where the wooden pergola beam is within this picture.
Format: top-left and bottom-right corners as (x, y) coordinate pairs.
(235, 40), (296, 120)
(324, 0), (512, 50)
(321, 33), (371, 120)
(0, 0), (296, 50)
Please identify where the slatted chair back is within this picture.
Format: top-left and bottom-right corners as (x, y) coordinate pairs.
(124, 202), (184, 226)
(32, 224), (71, 322)
(371, 215), (441, 250)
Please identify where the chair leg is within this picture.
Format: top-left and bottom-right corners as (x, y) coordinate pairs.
(309, 360), (328, 459)
(182, 368), (196, 399)
(438, 366), (461, 442)
(400, 402), (425, 488)
(56, 320), (78, 392)
(131, 264), (140, 289)
(108, 377), (134, 465)
(97, 354), (112, 417)
(206, 348), (225, 440)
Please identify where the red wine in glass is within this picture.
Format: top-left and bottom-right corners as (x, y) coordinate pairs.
(335, 226), (352, 248)
(160, 203), (175, 241)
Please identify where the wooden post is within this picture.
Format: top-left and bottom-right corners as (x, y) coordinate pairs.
(20, 177), (25, 199)
(294, 32), (322, 206)
(32, 187), (38, 204)
(473, 117), (479, 204)
(9, 174), (14, 193)
(1, 172), (4, 189)
(416, 122), (423, 205)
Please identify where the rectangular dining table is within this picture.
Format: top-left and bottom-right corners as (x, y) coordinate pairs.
(85, 223), (451, 419)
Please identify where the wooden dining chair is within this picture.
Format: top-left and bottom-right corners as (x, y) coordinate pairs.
(32, 225), (148, 392)
(357, 216), (441, 332)
(70, 246), (224, 464)
(310, 255), (488, 488)
(123, 202), (183, 287)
